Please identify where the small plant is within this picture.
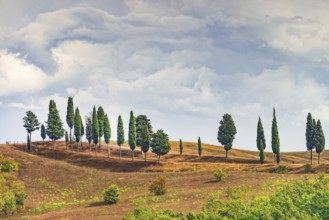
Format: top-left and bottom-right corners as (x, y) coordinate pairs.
(214, 169), (226, 182)
(2, 160), (18, 172)
(149, 176), (167, 196)
(304, 163), (312, 173)
(103, 184), (120, 204)
(269, 165), (289, 174)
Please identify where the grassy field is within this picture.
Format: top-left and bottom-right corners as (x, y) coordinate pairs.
(1, 141), (328, 219)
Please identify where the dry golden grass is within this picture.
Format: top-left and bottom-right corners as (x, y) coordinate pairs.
(0, 141), (327, 219)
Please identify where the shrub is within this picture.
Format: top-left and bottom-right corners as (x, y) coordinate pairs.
(304, 163), (312, 173)
(149, 176), (167, 196)
(214, 169), (226, 182)
(2, 191), (16, 215)
(2, 160), (18, 172)
(103, 184), (119, 204)
(269, 165), (289, 174)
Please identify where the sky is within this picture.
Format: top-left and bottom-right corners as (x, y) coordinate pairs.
(1, 0), (329, 152)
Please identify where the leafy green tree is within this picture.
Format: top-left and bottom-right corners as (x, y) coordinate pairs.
(97, 106), (105, 149)
(40, 124), (46, 145)
(315, 120), (325, 164)
(104, 114), (111, 158)
(128, 111), (137, 160)
(85, 115), (92, 153)
(136, 115), (153, 147)
(65, 131), (69, 150)
(259, 139), (265, 164)
(74, 107), (82, 151)
(272, 108), (280, 164)
(179, 139), (183, 156)
(117, 115), (125, 159)
(46, 100), (64, 149)
(151, 130), (171, 162)
(23, 110), (40, 152)
(92, 106), (99, 154)
(141, 123), (150, 163)
(66, 97), (74, 143)
(217, 113), (237, 158)
(198, 137), (202, 158)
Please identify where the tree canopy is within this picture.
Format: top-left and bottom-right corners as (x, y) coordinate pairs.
(151, 129), (170, 162)
(217, 113), (237, 158)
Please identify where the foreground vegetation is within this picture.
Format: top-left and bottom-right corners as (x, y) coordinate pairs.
(125, 175), (329, 220)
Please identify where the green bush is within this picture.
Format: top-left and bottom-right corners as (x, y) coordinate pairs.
(2, 160), (18, 172)
(103, 184), (119, 204)
(149, 176), (167, 196)
(269, 165), (289, 174)
(304, 163), (312, 173)
(214, 169), (226, 182)
(124, 206), (184, 220)
(2, 191), (16, 215)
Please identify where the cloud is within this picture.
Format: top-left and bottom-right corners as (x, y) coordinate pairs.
(0, 50), (48, 96)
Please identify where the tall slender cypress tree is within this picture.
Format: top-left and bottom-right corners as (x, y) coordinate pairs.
(141, 123), (150, 163)
(315, 120), (325, 164)
(97, 106), (105, 149)
(179, 139), (183, 156)
(306, 113), (314, 164)
(40, 124), (46, 145)
(117, 115), (125, 159)
(104, 114), (111, 158)
(74, 107), (82, 152)
(128, 111), (137, 160)
(46, 100), (64, 149)
(136, 115), (153, 147)
(271, 108), (280, 164)
(66, 97), (74, 143)
(259, 139), (265, 164)
(92, 106), (99, 154)
(85, 115), (93, 154)
(257, 117), (266, 163)
(198, 137), (202, 158)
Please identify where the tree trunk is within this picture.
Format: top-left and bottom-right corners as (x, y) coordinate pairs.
(65, 142), (67, 150)
(119, 145), (122, 159)
(29, 133), (32, 152)
(144, 152), (147, 163)
(107, 144), (110, 158)
(95, 144), (97, 155)
(77, 142), (79, 153)
(158, 155), (160, 163)
(70, 129), (72, 143)
(311, 149), (313, 164)
(318, 152), (320, 164)
(53, 140), (56, 149)
(80, 140), (82, 151)
(274, 153), (276, 162)
(225, 150), (228, 158)
(132, 150), (134, 161)
(89, 143), (91, 154)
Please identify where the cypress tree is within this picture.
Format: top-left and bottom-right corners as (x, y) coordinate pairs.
(23, 110), (40, 152)
(40, 124), (46, 145)
(198, 137), (202, 158)
(65, 131), (69, 150)
(259, 139), (265, 164)
(179, 139), (183, 156)
(315, 120), (325, 164)
(104, 114), (111, 158)
(271, 108), (280, 164)
(117, 115), (125, 159)
(257, 117), (266, 163)
(306, 113), (315, 164)
(92, 106), (99, 154)
(128, 111), (137, 160)
(151, 129), (171, 162)
(85, 115), (93, 154)
(66, 97), (74, 143)
(80, 114), (84, 151)
(46, 100), (64, 149)
(97, 106), (105, 149)
(217, 113), (237, 158)
(74, 107), (82, 152)
(141, 123), (150, 163)
(136, 115), (153, 147)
